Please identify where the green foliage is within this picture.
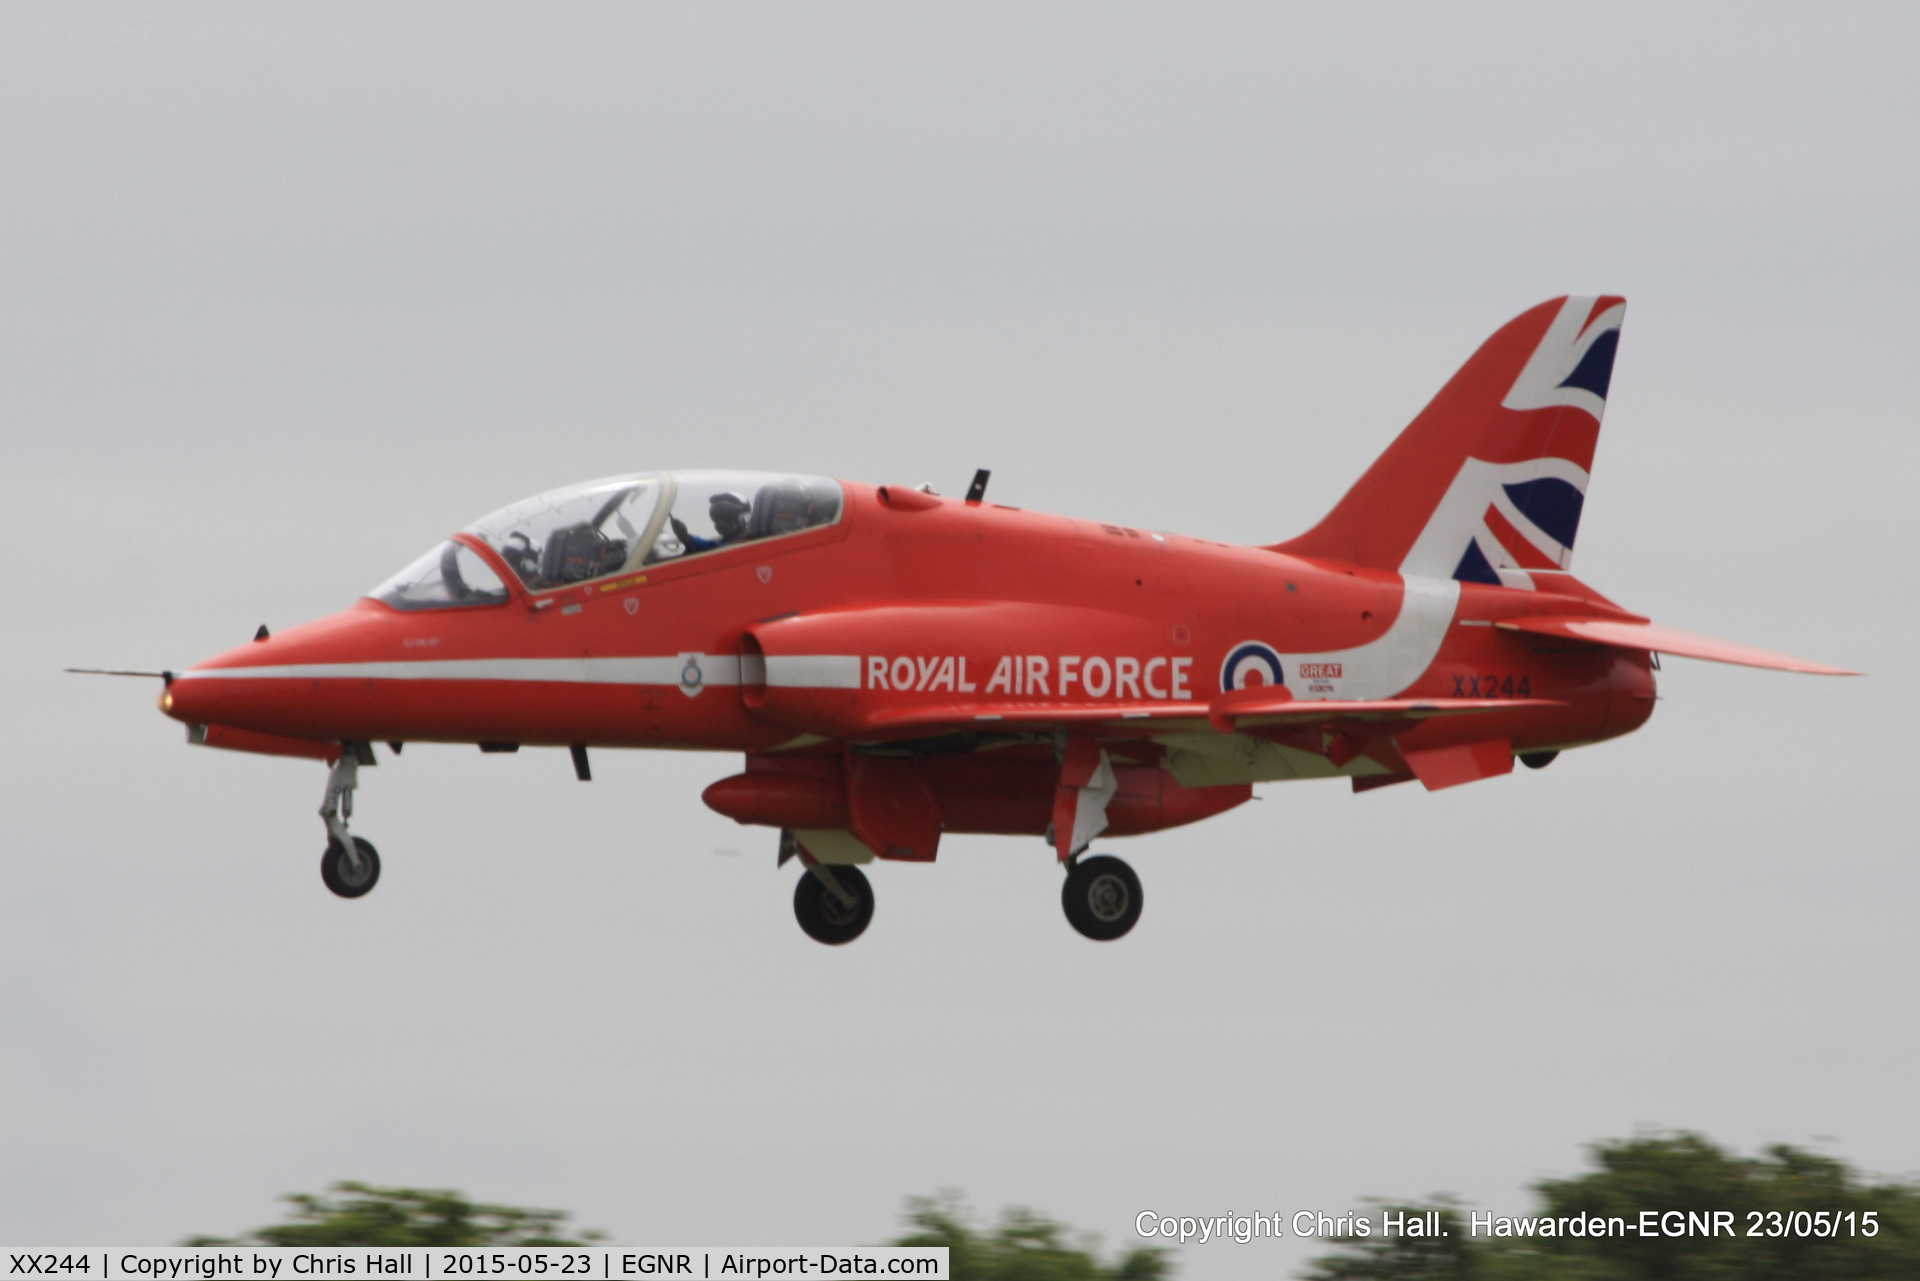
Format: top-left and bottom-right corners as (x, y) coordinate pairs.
(1303, 1134), (1920, 1281)
(184, 1182), (602, 1247)
(893, 1193), (1168, 1281)
(1298, 1202), (1478, 1281)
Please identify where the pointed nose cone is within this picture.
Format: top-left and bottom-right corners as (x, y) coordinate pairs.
(162, 602), (397, 735)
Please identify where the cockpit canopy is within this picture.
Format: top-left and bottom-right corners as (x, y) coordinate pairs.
(371, 471), (842, 610)
(468, 473), (664, 591)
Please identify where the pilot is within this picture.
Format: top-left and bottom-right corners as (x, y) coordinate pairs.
(670, 491), (753, 553)
(499, 531), (538, 582)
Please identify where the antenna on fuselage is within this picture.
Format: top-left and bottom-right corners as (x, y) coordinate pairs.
(65, 667), (175, 684)
(965, 469), (991, 504)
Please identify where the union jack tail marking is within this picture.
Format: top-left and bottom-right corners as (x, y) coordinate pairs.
(1275, 295), (1624, 591)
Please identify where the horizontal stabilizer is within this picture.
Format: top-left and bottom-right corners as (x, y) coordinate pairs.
(1495, 616), (1857, 675)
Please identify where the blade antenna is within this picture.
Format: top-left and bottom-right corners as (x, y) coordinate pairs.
(965, 469), (991, 504)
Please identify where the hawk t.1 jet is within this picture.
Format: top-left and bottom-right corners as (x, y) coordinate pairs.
(85, 296), (1852, 944)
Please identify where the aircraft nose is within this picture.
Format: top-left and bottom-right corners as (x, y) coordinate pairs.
(159, 639), (257, 725)
(160, 603), (396, 733)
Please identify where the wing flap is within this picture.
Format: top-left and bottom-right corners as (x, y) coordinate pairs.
(1402, 739), (1514, 790)
(1496, 616), (1857, 675)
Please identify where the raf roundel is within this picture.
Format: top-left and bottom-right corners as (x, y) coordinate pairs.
(1220, 641), (1285, 692)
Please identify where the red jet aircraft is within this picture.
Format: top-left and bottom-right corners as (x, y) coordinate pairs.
(91, 296), (1853, 944)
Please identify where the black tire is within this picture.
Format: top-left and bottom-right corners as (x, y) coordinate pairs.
(1519, 750), (1559, 770)
(1062, 854), (1142, 941)
(321, 836), (381, 899)
(793, 864), (874, 945)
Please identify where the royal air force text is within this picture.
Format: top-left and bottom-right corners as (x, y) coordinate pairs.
(866, 655), (1192, 699)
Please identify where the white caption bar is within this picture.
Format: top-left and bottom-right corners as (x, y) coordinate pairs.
(4, 1250), (947, 1281)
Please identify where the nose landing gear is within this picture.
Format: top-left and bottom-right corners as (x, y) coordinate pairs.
(318, 747), (381, 899)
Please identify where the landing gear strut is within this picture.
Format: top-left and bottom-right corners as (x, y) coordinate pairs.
(793, 861), (874, 945)
(1062, 854), (1142, 941)
(318, 748), (381, 899)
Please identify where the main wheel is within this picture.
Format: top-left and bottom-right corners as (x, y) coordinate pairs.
(793, 864), (874, 945)
(321, 836), (381, 899)
(1062, 854), (1142, 941)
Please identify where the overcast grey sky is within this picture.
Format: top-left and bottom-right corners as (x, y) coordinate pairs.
(3, 4), (1914, 1276)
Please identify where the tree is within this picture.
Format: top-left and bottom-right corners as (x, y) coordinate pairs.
(184, 1182), (603, 1246)
(1298, 1201), (1478, 1281)
(1303, 1133), (1920, 1281)
(893, 1193), (1169, 1281)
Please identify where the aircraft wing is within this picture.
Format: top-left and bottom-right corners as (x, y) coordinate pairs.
(1495, 616), (1858, 675)
(1207, 693), (1560, 732)
(859, 700), (1215, 737)
(849, 692), (1556, 740)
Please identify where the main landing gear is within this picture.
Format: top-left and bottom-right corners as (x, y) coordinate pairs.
(780, 844), (1144, 945)
(793, 862), (874, 945)
(318, 748), (381, 899)
(1062, 854), (1142, 941)
(783, 856), (1146, 944)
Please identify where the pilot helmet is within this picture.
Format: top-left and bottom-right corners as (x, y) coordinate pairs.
(709, 491), (751, 539)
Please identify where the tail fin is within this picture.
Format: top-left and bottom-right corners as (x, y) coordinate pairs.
(1275, 295), (1624, 590)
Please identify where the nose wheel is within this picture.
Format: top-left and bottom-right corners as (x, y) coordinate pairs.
(1062, 854), (1142, 940)
(321, 836), (382, 898)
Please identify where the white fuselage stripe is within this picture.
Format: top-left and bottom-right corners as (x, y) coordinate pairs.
(1275, 575), (1461, 701)
(763, 655), (862, 689)
(170, 655), (868, 687)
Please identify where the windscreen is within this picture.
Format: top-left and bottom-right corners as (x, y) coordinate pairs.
(371, 541), (510, 610)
